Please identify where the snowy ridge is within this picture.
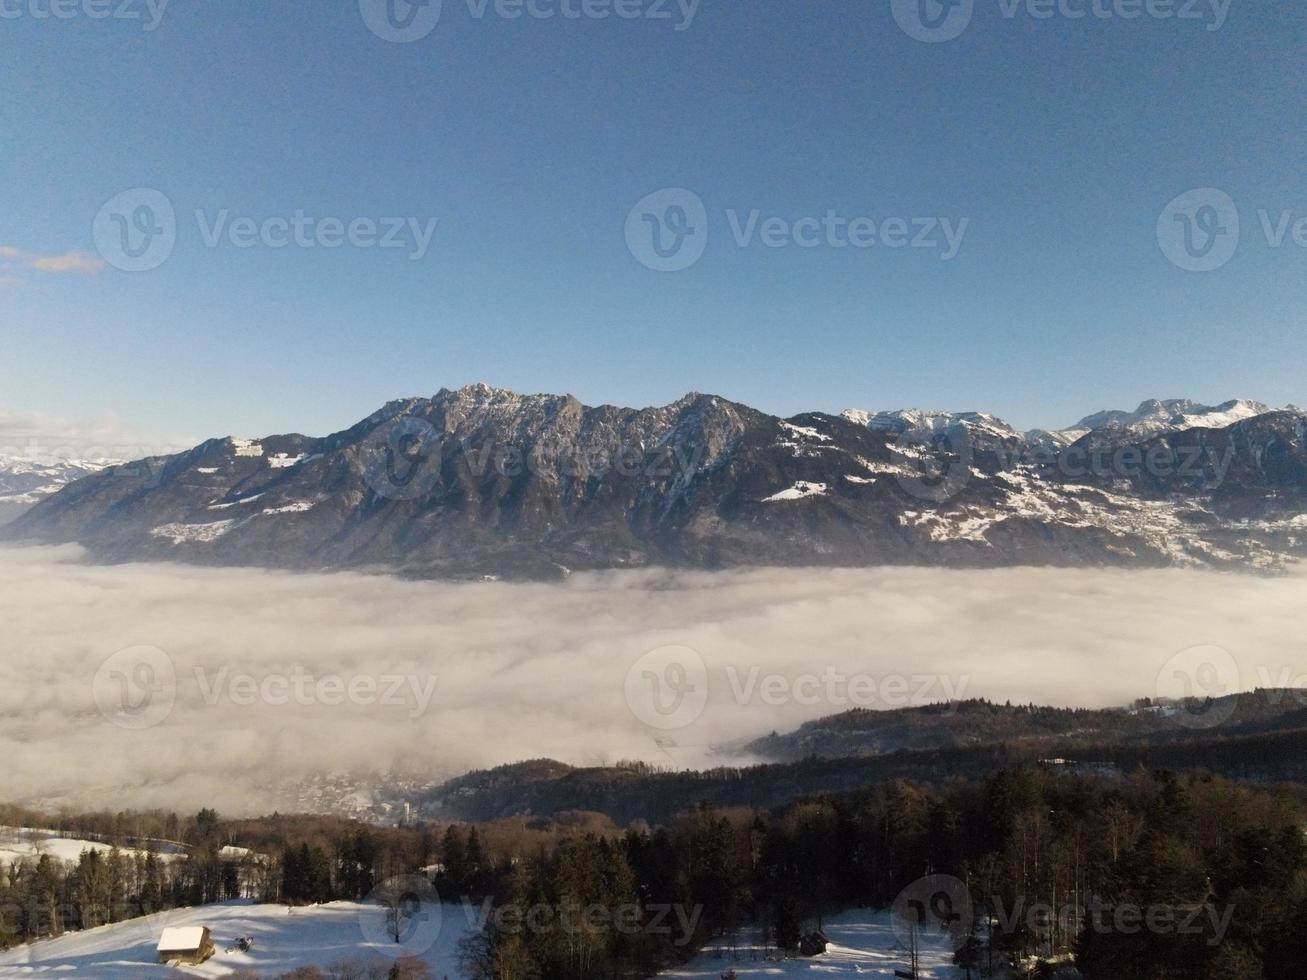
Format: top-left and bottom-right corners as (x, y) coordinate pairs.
(9, 385), (1307, 577)
(844, 397), (1287, 449)
(0, 456), (118, 511)
(1073, 398), (1272, 437)
(842, 408), (1021, 443)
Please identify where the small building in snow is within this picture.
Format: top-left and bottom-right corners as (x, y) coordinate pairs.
(157, 925), (215, 965)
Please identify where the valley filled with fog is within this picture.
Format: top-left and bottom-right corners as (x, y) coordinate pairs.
(3, 545), (1305, 814)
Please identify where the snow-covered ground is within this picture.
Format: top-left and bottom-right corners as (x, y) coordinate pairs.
(658, 908), (965, 978)
(0, 900), (476, 978)
(0, 828), (180, 868)
(0, 903), (960, 979)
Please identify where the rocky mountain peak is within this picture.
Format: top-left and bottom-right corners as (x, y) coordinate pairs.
(7, 387), (1307, 579)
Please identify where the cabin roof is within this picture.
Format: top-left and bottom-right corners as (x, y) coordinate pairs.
(157, 926), (207, 951)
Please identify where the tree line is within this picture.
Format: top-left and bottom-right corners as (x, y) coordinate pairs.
(4, 768), (1307, 978)
(447, 769), (1307, 979)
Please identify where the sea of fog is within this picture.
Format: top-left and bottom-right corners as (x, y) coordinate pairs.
(2, 545), (1305, 814)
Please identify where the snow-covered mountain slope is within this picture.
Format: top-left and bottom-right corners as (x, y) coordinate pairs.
(843, 398), (1285, 449)
(0, 899), (474, 978)
(841, 408), (1022, 443)
(1072, 398), (1276, 440)
(8, 385), (1307, 577)
(0, 456), (117, 525)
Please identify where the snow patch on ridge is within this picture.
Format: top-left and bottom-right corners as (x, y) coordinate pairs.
(762, 481), (829, 502)
(230, 438), (264, 457)
(208, 494), (264, 511)
(260, 500), (317, 515)
(779, 421), (831, 443)
(151, 520), (239, 544)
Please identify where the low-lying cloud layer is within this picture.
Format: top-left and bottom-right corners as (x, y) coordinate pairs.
(2, 545), (1305, 815)
(0, 405), (194, 461)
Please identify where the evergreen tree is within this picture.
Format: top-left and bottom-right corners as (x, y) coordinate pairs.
(439, 827), (469, 897)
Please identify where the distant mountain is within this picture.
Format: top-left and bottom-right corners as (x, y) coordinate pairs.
(6, 385), (1307, 577)
(0, 456), (117, 525)
(840, 408), (1022, 443)
(1073, 397), (1275, 439)
(843, 397), (1287, 451)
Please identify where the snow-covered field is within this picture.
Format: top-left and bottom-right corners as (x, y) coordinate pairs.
(0, 828), (181, 868)
(657, 908), (965, 979)
(0, 903), (961, 979)
(0, 900), (476, 978)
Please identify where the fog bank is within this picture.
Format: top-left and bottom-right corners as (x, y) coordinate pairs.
(2, 545), (1304, 815)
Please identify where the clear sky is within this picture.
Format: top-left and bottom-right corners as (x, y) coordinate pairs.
(2, 0), (1304, 450)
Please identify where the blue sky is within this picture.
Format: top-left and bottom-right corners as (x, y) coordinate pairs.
(1, 0), (1304, 448)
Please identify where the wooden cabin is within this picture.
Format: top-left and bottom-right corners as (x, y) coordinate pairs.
(156, 925), (216, 965)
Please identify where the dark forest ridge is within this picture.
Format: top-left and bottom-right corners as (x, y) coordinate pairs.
(418, 688), (1307, 824)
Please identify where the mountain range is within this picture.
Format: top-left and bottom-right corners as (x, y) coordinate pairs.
(5, 386), (1306, 578)
(0, 456), (116, 526)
